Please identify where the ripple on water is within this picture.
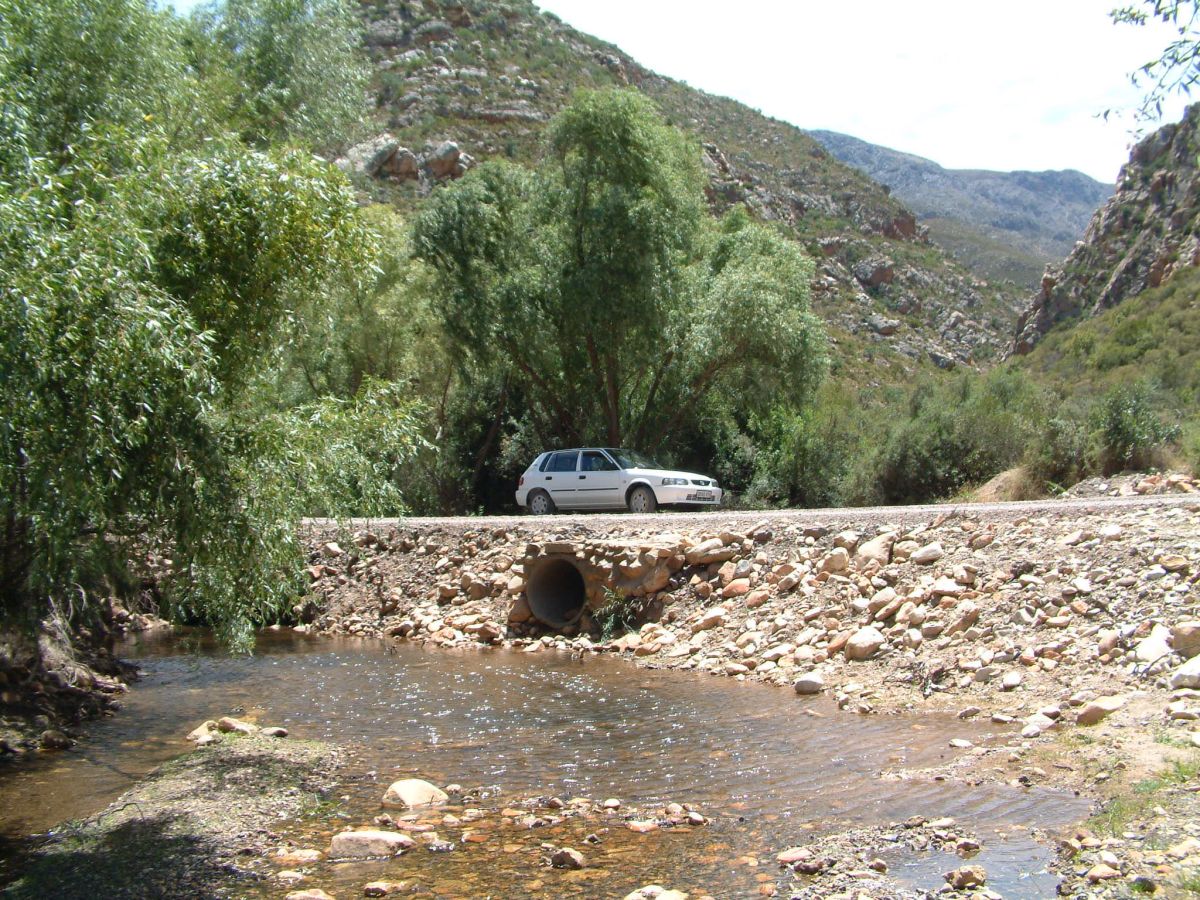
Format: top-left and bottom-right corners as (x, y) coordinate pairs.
(0, 631), (1087, 896)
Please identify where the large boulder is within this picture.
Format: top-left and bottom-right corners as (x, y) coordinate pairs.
(381, 778), (449, 809)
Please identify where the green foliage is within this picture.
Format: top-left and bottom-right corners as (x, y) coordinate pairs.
(1091, 382), (1181, 473)
(414, 89), (825, 454)
(850, 369), (1049, 505)
(0, 125), (409, 645)
(192, 0), (370, 151)
(0, 0), (202, 165)
(154, 147), (373, 389)
(592, 589), (641, 642)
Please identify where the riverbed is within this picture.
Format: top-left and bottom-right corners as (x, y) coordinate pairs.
(0, 631), (1089, 897)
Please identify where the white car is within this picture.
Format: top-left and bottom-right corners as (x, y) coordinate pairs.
(515, 448), (722, 514)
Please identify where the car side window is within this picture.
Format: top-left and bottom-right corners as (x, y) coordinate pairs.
(537, 454), (552, 472)
(549, 451), (579, 472)
(582, 451), (617, 472)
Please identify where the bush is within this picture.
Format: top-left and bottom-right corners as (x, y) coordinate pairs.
(1025, 415), (1090, 490)
(1090, 383), (1181, 473)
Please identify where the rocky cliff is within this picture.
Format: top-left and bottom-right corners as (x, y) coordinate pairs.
(1013, 104), (1200, 355)
(349, 0), (1025, 371)
(809, 130), (1113, 287)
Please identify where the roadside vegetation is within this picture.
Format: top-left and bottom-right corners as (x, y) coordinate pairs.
(0, 0), (1196, 656)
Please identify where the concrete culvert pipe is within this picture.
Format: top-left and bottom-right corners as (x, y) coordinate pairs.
(525, 557), (587, 629)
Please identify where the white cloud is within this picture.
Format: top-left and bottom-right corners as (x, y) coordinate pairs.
(537, 0), (1190, 182)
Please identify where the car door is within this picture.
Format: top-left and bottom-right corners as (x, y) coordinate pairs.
(576, 450), (623, 508)
(543, 450), (580, 507)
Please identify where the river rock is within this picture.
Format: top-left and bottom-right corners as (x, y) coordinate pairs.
(911, 542), (944, 565)
(944, 865), (986, 889)
(1135, 624), (1174, 662)
(363, 883), (407, 897)
(1169, 655), (1200, 690)
(623, 887), (688, 900)
(274, 848), (323, 865)
(381, 778), (449, 809)
(793, 672), (825, 695)
(855, 532), (895, 568)
(1087, 863), (1122, 882)
(845, 626), (886, 661)
(1172, 621), (1200, 658)
(329, 830), (415, 858)
(286, 891), (335, 900)
(1077, 695), (1125, 725)
(186, 720), (218, 744)
(216, 716), (257, 735)
(819, 547), (850, 573)
(551, 847), (586, 869)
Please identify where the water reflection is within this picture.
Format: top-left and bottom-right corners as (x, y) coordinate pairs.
(0, 631), (1087, 896)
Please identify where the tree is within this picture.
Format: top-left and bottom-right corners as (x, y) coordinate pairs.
(413, 89), (826, 455)
(0, 0), (205, 165)
(192, 0), (369, 151)
(1112, 1), (1200, 122)
(0, 131), (414, 648)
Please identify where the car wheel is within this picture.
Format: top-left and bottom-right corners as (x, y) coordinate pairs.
(627, 485), (657, 514)
(527, 490), (556, 515)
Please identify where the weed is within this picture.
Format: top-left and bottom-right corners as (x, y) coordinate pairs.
(593, 589), (640, 642)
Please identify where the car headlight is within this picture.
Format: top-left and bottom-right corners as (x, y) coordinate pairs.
(661, 477), (688, 486)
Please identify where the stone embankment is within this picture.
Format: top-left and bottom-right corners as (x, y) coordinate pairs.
(303, 477), (1200, 894)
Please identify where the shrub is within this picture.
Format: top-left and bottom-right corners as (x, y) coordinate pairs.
(1090, 383), (1181, 473)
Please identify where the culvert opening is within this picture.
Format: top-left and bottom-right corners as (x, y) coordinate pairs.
(526, 557), (587, 629)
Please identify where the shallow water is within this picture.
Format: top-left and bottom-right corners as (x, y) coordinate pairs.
(0, 631), (1087, 896)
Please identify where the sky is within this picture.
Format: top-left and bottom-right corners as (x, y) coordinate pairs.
(532, 0), (1190, 183)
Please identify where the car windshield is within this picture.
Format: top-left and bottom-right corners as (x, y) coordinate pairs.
(607, 448), (663, 470)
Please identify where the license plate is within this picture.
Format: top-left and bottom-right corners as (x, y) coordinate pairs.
(689, 490), (714, 500)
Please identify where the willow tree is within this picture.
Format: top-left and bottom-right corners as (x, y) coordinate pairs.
(414, 89), (825, 454)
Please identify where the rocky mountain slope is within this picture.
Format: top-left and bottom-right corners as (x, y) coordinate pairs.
(1013, 104), (1200, 355)
(809, 130), (1113, 287)
(348, 0), (1027, 373)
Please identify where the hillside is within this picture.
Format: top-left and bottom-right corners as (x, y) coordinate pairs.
(348, 0), (1026, 374)
(809, 130), (1113, 287)
(1013, 104), (1200, 355)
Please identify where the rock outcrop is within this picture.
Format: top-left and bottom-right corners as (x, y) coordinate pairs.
(1012, 104), (1200, 354)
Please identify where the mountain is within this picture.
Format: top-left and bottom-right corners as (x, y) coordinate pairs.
(1012, 103), (1200, 355)
(809, 130), (1113, 287)
(347, 0), (1028, 375)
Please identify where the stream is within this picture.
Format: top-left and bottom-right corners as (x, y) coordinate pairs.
(0, 631), (1089, 897)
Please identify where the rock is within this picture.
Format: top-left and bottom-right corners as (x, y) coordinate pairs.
(1086, 863), (1122, 882)
(320, 541), (343, 558)
(550, 847), (586, 869)
(844, 626), (886, 661)
(363, 882), (407, 897)
(216, 716), (257, 735)
(910, 542), (944, 565)
(1077, 695), (1125, 725)
(819, 547), (850, 573)
(776, 846), (814, 864)
(286, 891), (335, 900)
(1001, 671), (1022, 691)
(691, 607), (727, 634)
(425, 141), (469, 180)
(381, 778), (449, 809)
(793, 672), (825, 695)
(1172, 621), (1200, 658)
(261, 726), (289, 738)
(274, 848), (323, 865)
(38, 729), (72, 750)
(1169, 655), (1200, 690)
(855, 532), (895, 567)
(944, 865), (986, 889)
(329, 830), (415, 858)
(623, 887), (688, 900)
(1135, 623), (1174, 662)
(336, 134), (403, 179)
(186, 720), (218, 744)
